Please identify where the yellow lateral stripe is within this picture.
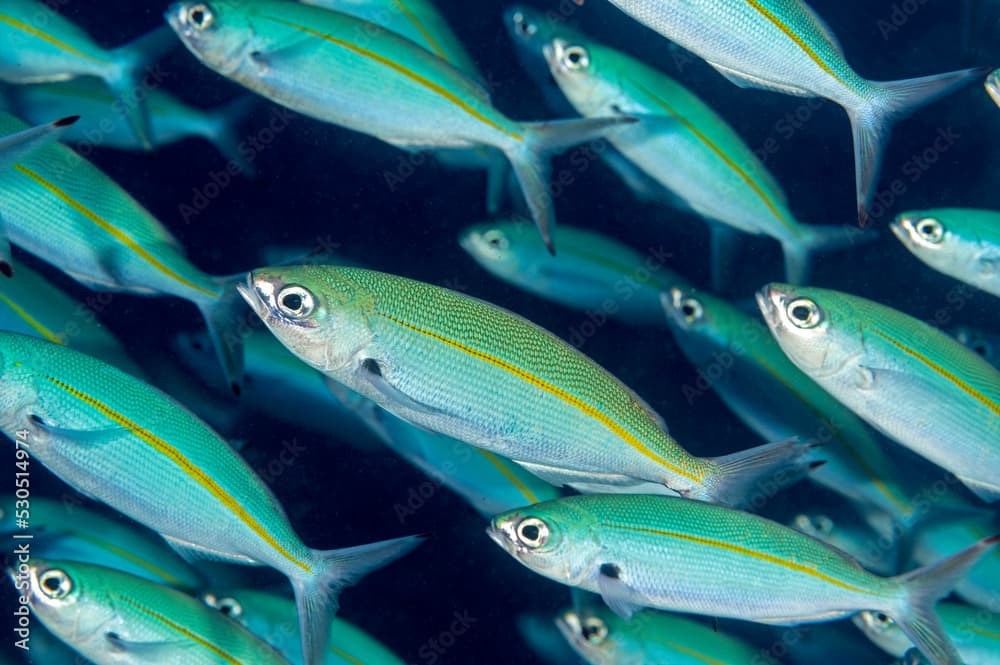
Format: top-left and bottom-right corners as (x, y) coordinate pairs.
(631, 79), (794, 233)
(660, 640), (729, 665)
(13, 165), (217, 298)
(969, 625), (1000, 641)
(262, 16), (522, 141)
(873, 330), (1000, 418)
(0, 14), (104, 62)
(73, 531), (185, 587)
(750, 350), (909, 513)
(743, 0), (848, 87)
(0, 292), (64, 344)
(603, 522), (867, 593)
(43, 376), (312, 573)
(329, 644), (367, 665)
(390, 0), (447, 61)
(119, 596), (244, 664)
(378, 313), (704, 484)
(477, 449), (540, 504)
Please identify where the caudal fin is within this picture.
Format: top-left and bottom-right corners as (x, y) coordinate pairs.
(196, 277), (249, 395)
(888, 534), (1000, 665)
(202, 96), (258, 177)
(782, 223), (877, 284)
(703, 438), (820, 508)
(106, 26), (178, 149)
(0, 116), (78, 172)
(851, 67), (986, 226)
(507, 116), (637, 254)
(294, 534), (426, 665)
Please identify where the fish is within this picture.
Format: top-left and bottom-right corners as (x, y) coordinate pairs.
(0, 110), (247, 391)
(0, 331), (425, 665)
(460, 220), (687, 327)
(905, 513), (1000, 610)
(892, 209), (1000, 299)
(856, 603), (1000, 664)
(598, 0), (985, 224)
(13, 558), (291, 664)
(203, 588), (407, 665)
(166, 0), (636, 254)
(540, 29), (865, 285)
(487, 493), (999, 665)
(239, 264), (814, 505)
(557, 599), (778, 665)
(0, 0), (178, 146)
(788, 509), (897, 577)
(757, 283), (1000, 502)
(0, 494), (202, 590)
(662, 286), (915, 526)
(4, 79), (258, 173)
(0, 114), (78, 172)
(987, 69), (1000, 108)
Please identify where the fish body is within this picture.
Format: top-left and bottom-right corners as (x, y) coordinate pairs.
(0, 495), (202, 590)
(0, 331), (423, 665)
(757, 284), (1000, 502)
(0, 110), (245, 389)
(239, 265), (812, 505)
(856, 603), (1000, 664)
(488, 494), (999, 665)
(17, 559), (290, 664)
(460, 220), (686, 327)
(663, 286), (913, 523)
(541, 29), (857, 284)
(204, 588), (407, 665)
(600, 0), (984, 223)
(892, 209), (1000, 299)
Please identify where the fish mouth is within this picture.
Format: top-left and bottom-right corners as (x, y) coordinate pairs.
(755, 285), (783, 326)
(554, 610), (583, 646)
(237, 271), (278, 320)
(661, 288), (687, 327)
(889, 216), (913, 245)
(486, 518), (522, 557)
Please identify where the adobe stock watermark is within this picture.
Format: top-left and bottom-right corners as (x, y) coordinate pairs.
(410, 609), (477, 665)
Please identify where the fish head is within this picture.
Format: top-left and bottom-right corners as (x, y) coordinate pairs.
(891, 210), (965, 274)
(17, 560), (113, 652)
(756, 283), (862, 379)
(459, 220), (533, 275)
(852, 610), (905, 654)
(238, 266), (374, 374)
(542, 38), (613, 114)
(166, 1), (262, 76)
(661, 286), (721, 339)
(487, 501), (595, 586)
(556, 606), (630, 665)
(505, 6), (584, 54)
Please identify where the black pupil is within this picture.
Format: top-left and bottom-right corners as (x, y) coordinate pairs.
(682, 303), (697, 318)
(221, 602), (235, 615)
(282, 293), (303, 311)
(791, 305), (811, 322)
(569, 50), (582, 64)
(517, 20), (530, 35)
(583, 624), (600, 639)
(488, 236), (501, 247)
(974, 344), (988, 356)
(43, 576), (61, 592)
(191, 8), (205, 25)
(521, 524), (539, 541)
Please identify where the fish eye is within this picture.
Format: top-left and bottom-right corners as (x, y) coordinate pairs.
(679, 297), (704, 324)
(562, 45), (590, 71)
(582, 616), (608, 644)
(869, 611), (894, 630)
(276, 285), (316, 319)
(914, 217), (944, 244)
(216, 597), (243, 619)
(516, 517), (550, 548)
(513, 12), (537, 37)
(785, 298), (822, 329)
(38, 569), (72, 599)
(482, 229), (510, 252)
(186, 3), (215, 30)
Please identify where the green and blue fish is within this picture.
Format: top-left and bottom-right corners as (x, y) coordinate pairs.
(892, 209), (1000, 299)
(239, 264), (813, 504)
(757, 284), (1000, 502)
(599, 0), (985, 224)
(0, 0), (177, 146)
(166, 0), (635, 253)
(0, 331), (424, 665)
(856, 603), (1000, 664)
(488, 494), (999, 665)
(13, 559), (290, 663)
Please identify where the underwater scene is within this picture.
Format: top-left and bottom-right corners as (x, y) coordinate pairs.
(0, 0), (999, 663)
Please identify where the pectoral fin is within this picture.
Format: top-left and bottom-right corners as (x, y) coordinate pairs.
(597, 563), (643, 620)
(106, 633), (195, 656)
(359, 358), (447, 417)
(707, 61), (814, 97)
(162, 534), (261, 566)
(29, 414), (129, 444)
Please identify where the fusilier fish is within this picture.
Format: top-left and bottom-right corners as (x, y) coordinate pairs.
(0, 0), (177, 146)
(541, 29), (860, 284)
(488, 494), (999, 665)
(14, 559), (290, 664)
(892, 209), (1000, 299)
(598, 0), (984, 224)
(0, 331), (424, 665)
(0, 110), (246, 390)
(166, 0), (634, 253)
(239, 264), (813, 505)
(757, 284), (1000, 502)
(856, 603), (1000, 664)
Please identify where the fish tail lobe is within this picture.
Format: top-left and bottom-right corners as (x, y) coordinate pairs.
(294, 534), (427, 665)
(888, 534), (1000, 665)
(702, 438), (818, 507)
(783, 222), (877, 284)
(106, 25), (178, 149)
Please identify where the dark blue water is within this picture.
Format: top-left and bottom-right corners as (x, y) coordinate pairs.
(3, 1), (1000, 663)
